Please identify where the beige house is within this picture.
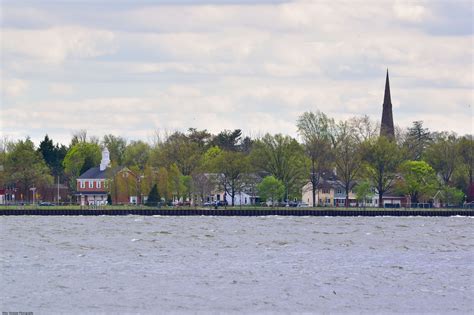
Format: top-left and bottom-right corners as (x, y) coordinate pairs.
(302, 180), (357, 207)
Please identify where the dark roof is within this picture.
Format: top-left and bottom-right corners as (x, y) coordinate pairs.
(78, 167), (107, 179)
(78, 166), (129, 180)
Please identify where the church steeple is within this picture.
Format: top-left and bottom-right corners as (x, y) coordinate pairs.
(380, 69), (395, 138)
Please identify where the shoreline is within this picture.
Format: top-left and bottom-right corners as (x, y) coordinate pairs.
(1, 208), (473, 217)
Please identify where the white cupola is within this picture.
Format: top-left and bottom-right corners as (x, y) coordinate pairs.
(100, 147), (111, 171)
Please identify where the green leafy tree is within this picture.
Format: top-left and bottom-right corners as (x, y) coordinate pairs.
(297, 111), (335, 206)
(439, 186), (464, 206)
(107, 167), (137, 205)
(457, 135), (474, 200)
(63, 142), (101, 191)
(4, 138), (53, 201)
(257, 176), (285, 206)
(251, 134), (306, 201)
(102, 134), (127, 165)
(123, 140), (150, 171)
(425, 133), (459, 185)
(398, 160), (437, 204)
(361, 136), (403, 207)
(205, 148), (249, 206)
(0, 141), (7, 189)
(155, 131), (202, 175)
(354, 181), (374, 208)
(168, 163), (186, 203)
(139, 165), (156, 203)
(157, 167), (171, 202)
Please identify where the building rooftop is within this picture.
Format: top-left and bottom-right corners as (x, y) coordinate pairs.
(77, 167), (107, 179)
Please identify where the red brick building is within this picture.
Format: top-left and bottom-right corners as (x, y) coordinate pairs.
(76, 148), (140, 205)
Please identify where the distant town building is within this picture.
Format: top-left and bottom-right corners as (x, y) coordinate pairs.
(76, 148), (140, 206)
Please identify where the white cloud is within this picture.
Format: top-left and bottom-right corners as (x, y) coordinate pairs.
(2, 79), (29, 97)
(393, 0), (428, 22)
(1, 1), (472, 144)
(49, 83), (75, 95)
(2, 26), (116, 63)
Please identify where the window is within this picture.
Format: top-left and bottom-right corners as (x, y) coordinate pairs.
(322, 188), (330, 194)
(80, 181), (85, 189)
(97, 181), (101, 189)
(89, 181), (93, 188)
(336, 189), (342, 194)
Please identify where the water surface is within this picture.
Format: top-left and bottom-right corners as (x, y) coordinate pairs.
(1, 216), (473, 313)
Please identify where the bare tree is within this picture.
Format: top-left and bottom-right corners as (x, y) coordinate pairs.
(297, 111), (335, 207)
(334, 121), (362, 207)
(348, 115), (379, 144)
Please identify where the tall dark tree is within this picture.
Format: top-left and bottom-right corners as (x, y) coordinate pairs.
(211, 129), (242, 151)
(240, 136), (253, 154)
(80, 155), (96, 175)
(38, 135), (67, 176)
(187, 128), (212, 150)
(403, 121), (432, 160)
(146, 184), (160, 206)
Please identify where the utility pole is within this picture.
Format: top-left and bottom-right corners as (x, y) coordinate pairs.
(57, 176), (60, 204)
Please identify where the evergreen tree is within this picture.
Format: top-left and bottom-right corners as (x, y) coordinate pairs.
(38, 134), (67, 176)
(403, 121), (431, 160)
(146, 184), (160, 206)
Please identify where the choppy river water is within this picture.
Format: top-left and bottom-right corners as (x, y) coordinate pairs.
(1, 216), (473, 314)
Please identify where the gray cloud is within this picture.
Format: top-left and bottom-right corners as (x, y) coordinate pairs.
(1, 0), (472, 145)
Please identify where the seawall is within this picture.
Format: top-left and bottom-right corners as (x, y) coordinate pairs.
(1, 208), (473, 216)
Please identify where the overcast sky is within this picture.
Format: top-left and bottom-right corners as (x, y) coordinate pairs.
(1, 0), (473, 145)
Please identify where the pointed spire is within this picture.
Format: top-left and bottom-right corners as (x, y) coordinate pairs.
(384, 69), (391, 105)
(380, 69), (395, 139)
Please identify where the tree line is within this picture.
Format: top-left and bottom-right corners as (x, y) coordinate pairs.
(0, 112), (472, 206)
